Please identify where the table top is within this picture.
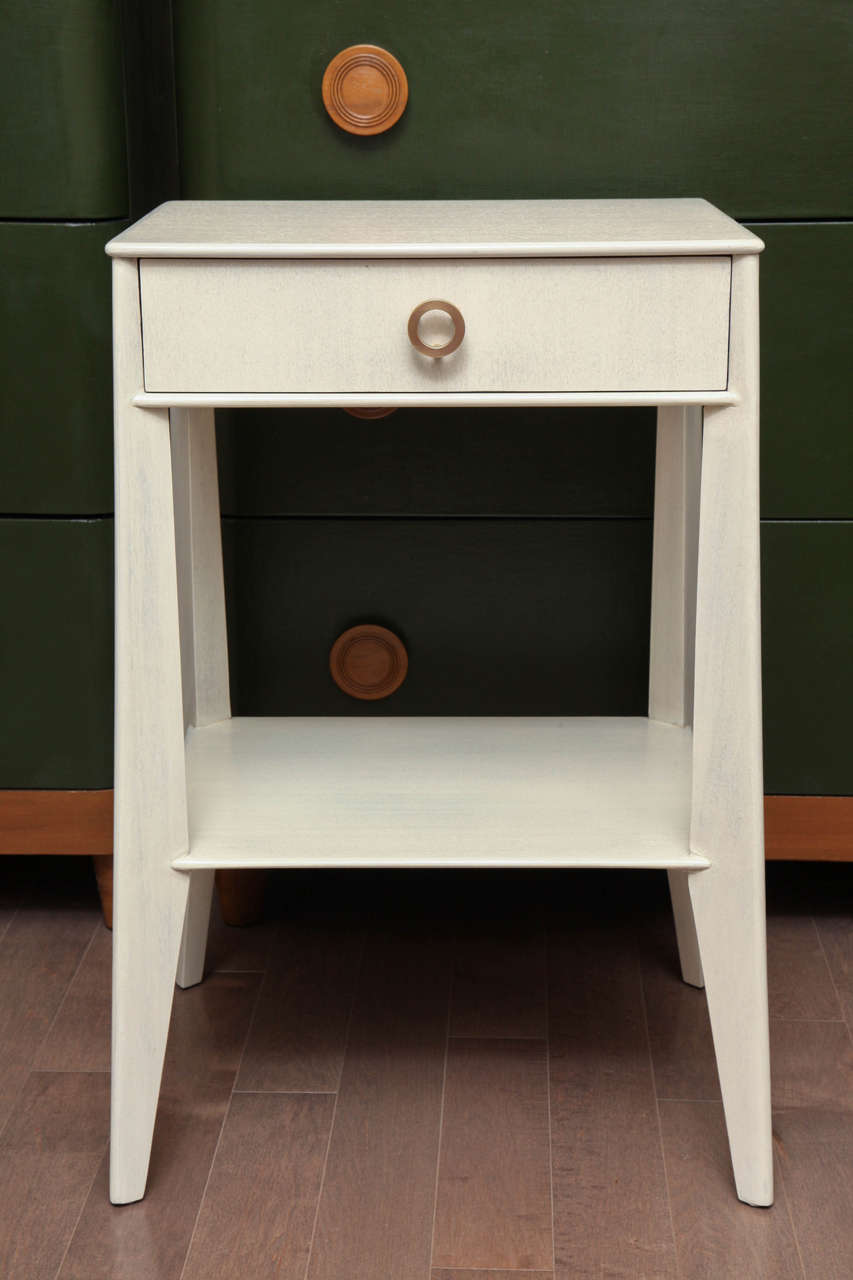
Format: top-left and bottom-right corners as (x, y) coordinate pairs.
(106, 198), (763, 259)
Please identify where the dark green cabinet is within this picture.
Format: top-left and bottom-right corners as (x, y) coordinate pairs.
(223, 518), (653, 717)
(0, 0), (127, 219)
(0, 519), (113, 787)
(762, 523), (853, 795)
(217, 408), (656, 518)
(2, 1), (849, 801)
(0, 222), (123, 515)
(751, 223), (853, 519)
(174, 0), (853, 217)
(1, 1), (125, 791)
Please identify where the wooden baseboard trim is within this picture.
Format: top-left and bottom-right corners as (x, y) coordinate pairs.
(0, 789), (113, 856)
(1, 790), (851, 862)
(764, 796), (853, 862)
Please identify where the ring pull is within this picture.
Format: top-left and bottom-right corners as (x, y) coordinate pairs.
(407, 300), (465, 359)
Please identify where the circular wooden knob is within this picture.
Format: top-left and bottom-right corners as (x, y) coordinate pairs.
(408, 300), (465, 358)
(344, 407), (397, 419)
(322, 45), (408, 136)
(330, 624), (408, 700)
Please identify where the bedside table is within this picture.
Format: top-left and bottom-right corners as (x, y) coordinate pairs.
(106, 199), (771, 1207)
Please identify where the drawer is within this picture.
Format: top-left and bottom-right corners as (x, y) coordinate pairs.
(222, 517), (653, 716)
(0, 221), (122, 514)
(140, 256), (731, 394)
(0, 518), (113, 787)
(0, 0), (127, 219)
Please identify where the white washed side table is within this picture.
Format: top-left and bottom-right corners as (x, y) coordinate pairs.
(106, 199), (771, 1207)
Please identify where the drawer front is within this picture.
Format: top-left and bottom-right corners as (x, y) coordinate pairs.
(222, 517), (653, 716)
(0, 221), (123, 514)
(0, 518), (113, 787)
(140, 257), (731, 394)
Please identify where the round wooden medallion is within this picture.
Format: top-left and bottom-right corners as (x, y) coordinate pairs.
(330, 624), (408, 700)
(344, 407), (397, 419)
(322, 45), (408, 136)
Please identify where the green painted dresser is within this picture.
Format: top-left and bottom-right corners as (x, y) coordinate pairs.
(2, 0), (851, 859)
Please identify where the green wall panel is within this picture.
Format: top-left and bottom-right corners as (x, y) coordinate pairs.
(216, 408), (656, 517)
(0, 221), (124, 515)
(751, 223), (853, 519)
(223, 517), (652, 716)
(174, 0), (852, 218)
(0, 519), (113, 787)
(762, 522), (853, 796)
(0, 0), (127, 218)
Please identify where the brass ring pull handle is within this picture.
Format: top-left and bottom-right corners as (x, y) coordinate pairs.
(407, 300), (465, 358)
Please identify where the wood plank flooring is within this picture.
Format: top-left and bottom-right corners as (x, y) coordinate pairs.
(0, 856), (850, 1279)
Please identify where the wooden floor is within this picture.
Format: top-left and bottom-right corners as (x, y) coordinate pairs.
(1, 857), (851, 1279)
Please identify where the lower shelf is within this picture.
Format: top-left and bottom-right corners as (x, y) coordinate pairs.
(174, 716), (707, 872)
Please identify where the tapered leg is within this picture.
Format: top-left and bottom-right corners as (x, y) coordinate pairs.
(666, 869), (703, 988)
(649, 405), (704, 987)
(176, 869), (215, 989)
(170, 407), (231, 989)
(111, 258), (191, 1204)
(690, 254), (772, 1206)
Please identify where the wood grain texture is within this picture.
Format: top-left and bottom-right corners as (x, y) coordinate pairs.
(648, 404), (701, 729)
(765, 797), (853, 861)
(0, 905), (98, 1131)
(433, 1273), (554, 1279)
(0, 862), (848, 1276)
(35, 924), (112, 1072)
(0, 1072), (110, 1280)
(169, 405), (231, 731)
(139, 256), (731, 395)
(330, 624), (409, 701)
(433, 1037), (552, 1272)
(322, 45), (408, 136)
(659, 1100), (802, 1280)
(61, 972), (260, 1279)
(776, 1139), (853, 1280)
(236, 917), (363, 1092)
(450, 918), (546, 1039)
(647, 402), (705, 990)
(170, 400), (231, 989)
(815, 914), (853, 1027)
(182, 1093), (334, 1280)
(549, 922), (678, 1279)
(110, 254), (192, 1203)
(766, 916), (843, 1022)
(17, 798), (840, 867)
(640, 907), (721, 1104)
(178, 717), (699, 870)
(688, 252), (772, 1205)
(106, 199), (762, 258)
(769, 1019), (853, 1147)
(137, 388), (737, 410)
(306, 928), (451, 1280)
(643, 905), (850, 1109)
(0, 790), (112, 855)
